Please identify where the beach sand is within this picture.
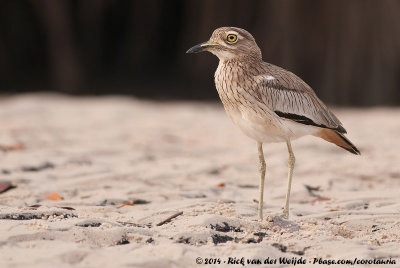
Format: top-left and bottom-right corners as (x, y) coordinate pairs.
(0, 94), (399, 267)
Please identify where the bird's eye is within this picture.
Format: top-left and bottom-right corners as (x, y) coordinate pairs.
(226, 34), (238, 43)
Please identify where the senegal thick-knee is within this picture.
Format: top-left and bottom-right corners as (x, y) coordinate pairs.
(187, 27), (360, 220)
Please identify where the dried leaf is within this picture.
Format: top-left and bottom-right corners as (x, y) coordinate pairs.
(22, 162), (54, 172)
(44, 192), (63, 201)
(311, 196), (331, 204)
(0, 143), (24, 152)
(59, 206), (75, 211)
(132, 199), (150, 205)
(28, 204), (42, 209)
(117, 203), (134, 208)
(0, 182), (16, 194)
(116, 199), (150, 208)
(217, 182), (225, 188)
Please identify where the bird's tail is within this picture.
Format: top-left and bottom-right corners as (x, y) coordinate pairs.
(314, 129), (360, 155)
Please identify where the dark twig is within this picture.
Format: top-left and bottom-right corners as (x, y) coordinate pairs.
(304, 184), (322, 197)
(156, 211), (183, 226)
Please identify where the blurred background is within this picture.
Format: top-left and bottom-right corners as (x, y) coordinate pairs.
(0, 0), (399, 106)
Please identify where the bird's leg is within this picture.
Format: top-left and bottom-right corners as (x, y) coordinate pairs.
(257, 142), (266, 220)
(282, 140), (295, 219)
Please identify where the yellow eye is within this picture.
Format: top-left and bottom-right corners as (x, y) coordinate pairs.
(226, 33), (238, 43)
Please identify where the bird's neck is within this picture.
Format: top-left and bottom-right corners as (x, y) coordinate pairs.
(219, 54), (262, 65)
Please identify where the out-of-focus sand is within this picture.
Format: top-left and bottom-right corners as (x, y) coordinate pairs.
(0, 94), (399, 267)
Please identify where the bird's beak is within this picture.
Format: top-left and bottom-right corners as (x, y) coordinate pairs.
(186, 41), (220, 53)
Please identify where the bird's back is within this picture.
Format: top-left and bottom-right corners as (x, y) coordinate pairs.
(215, 57), (347, 142)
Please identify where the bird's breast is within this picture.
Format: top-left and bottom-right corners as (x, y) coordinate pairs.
(215, 62), (244, 110)
(214, 61), (260, 112)
(214, 62), (283, 142)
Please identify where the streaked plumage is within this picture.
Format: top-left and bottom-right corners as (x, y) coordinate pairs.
(187, 27), (359, 220)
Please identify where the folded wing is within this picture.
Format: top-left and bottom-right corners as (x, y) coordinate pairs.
(256, 63), (346, 134)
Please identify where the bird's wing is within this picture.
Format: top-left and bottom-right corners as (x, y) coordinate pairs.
(256, 63), (346, 133)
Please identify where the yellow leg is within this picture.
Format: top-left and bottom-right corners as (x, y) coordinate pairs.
(257, 142), (266, 220)
(282, 140), (295, 219)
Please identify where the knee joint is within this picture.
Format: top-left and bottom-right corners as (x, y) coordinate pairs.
(260, 160), (266, 172)
(288, 154), (295, 166)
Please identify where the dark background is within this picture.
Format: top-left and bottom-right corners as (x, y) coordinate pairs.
(1, 0), (399, 106)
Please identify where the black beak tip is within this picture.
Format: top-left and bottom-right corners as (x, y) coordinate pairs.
(186, 43), (207, 54)
(186, 45), (200, 54)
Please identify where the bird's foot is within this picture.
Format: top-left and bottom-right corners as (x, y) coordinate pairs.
(265, 211), (289, 221)
(280, 210), (289, 219)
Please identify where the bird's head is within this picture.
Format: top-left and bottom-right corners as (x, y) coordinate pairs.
(186, 27), (262, 61)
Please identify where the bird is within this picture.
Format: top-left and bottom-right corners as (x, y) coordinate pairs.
(186, 27), (360, 220)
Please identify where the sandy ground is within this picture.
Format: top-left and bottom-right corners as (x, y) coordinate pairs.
(0, 94), (399, 268)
